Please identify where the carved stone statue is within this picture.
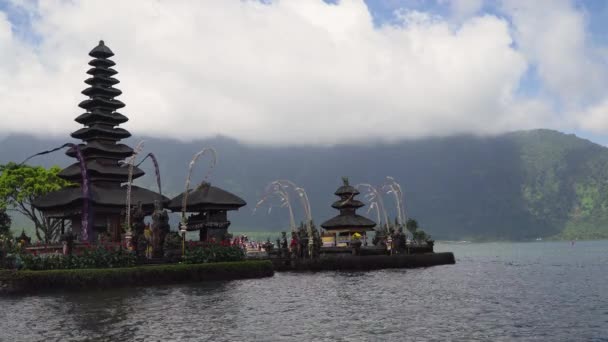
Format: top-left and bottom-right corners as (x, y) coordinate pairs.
(290, 231), (301, 259)
(60, 231), (76, 256)
(279, 231), (288, 258)
(131, 201), (146, 256)
(263, 238), (274, 252)
(132, 201), (146, 236)
(311, 226), (321, 259)
(297, 224), (309, 258)
(136, 228), (149, 259)
(389, 227), (396, 254)
(392, 227), (406, 254)
(373, 226), (388, 249)
(151, 200), (170, 258)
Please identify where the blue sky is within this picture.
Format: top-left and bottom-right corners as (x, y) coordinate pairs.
(363, 0), (608, 135)
(364, 0), (608, 145)
(0, 0), (607, 146)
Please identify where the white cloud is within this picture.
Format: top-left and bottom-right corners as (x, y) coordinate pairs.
(578, 99), (608, 133)
(0, 0), (592, 145)
(502, 0), (608, 107)
(501, 0), (608, 135)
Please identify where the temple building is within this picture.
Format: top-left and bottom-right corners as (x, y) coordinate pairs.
(33, 41), (167, 242)
(168, 182), (246, 241)
(321, 177), (376, 247)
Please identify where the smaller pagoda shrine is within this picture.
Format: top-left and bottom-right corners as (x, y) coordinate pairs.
(321, 177), (376, 247)
(168, 182), (246, 241)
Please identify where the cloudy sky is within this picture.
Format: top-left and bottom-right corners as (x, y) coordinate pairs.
(0, 0), (607, 145)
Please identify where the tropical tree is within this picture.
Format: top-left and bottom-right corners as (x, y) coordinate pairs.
(406, 218), (432, 243)
(0, 163), (71, 242)
(406, 218), (419, 234)
(0, 206), (11, 236)
(412, 230), (429, 243)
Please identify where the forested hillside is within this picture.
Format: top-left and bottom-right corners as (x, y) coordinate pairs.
(2, 129), (607, 240)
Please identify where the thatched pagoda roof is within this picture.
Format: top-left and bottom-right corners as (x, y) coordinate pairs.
(320, 214), (376, 231)
(33, 40), (165, 217)
(321, 176), (376, 232)
(334, 177), (360, 196)
(33, 184), (169, 214)
(168, 182), (246, 212)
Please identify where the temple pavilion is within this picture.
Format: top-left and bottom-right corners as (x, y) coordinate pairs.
(321, 177), (376, 247)
(33, 41), (168, 242)
(168, 182), (246, 241)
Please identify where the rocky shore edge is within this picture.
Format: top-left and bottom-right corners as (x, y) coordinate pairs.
(1, 253), (456, 295)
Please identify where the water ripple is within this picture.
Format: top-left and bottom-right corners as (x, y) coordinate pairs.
(1, 241), (607, 341)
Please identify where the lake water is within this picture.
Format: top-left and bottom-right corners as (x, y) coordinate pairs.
(0, 241), (607, 341)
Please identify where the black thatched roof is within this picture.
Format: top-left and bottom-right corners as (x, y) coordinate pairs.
(321, 176), (376, 231)
(88, 57), (115, 68)
(71, 40), (130, 147)
(81, 84), (121, 97)
(58, 160), (144, 183)
(334, 181), (359, 196)
(57, 40), (145, 184)
(78, 97), (126, 112)
(74, 111), (128, 125)
(71, 125), (131, 141)
(89, 40), (114, 58)
(65, 141), (133, 159)
(335, 181), (359, 196)
(32, 184), (168, 210)
(320, 214), (376, 231)
(331, 199), (364, 209)
(168, 182), (246, 212)
(32, 40), (166, 223)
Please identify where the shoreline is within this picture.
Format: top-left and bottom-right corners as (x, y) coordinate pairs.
(0, 252), (456, 295)
(0, 260), (274, 295)
(271, 252), (455, 272)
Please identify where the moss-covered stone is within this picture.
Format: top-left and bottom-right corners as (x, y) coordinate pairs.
(272, 252), (455, 272)
(0, 260), (273, 295)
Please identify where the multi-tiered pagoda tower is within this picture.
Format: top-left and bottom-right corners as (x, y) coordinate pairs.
(33, 41), (167, 242)
(321, 177), (376, 247)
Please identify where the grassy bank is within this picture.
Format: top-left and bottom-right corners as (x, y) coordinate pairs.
(0, 260), (273, 295)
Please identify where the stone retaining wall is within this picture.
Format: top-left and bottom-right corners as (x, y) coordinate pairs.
(0, 260), (274, 295)
(272, 252), (455, 271)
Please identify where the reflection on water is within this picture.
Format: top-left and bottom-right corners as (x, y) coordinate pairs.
(1, 241), (607, 341)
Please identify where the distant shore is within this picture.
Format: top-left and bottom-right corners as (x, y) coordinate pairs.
(9, 227), (608, 245)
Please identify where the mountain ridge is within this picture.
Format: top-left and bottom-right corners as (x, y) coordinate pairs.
(1, 129), (608, 240)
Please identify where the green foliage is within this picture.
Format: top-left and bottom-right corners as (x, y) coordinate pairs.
(406, 219), (418, 233)
(163, 232), (182, 251)
(0, 260), (274, 294)
(184, 242), (245, 264)
(555, 219), (608, 240)
(0, 163), (69, 203)
(514, 131), (608, 239)
(412, 230), (430, 243)
(161, 232), (184, 261)
(0, 207), (10, 235)
(0, 163), (71, 242)
(405, 218), (431, 243)
(18, 245), (136, 271)
(0, 233), (17, 269)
